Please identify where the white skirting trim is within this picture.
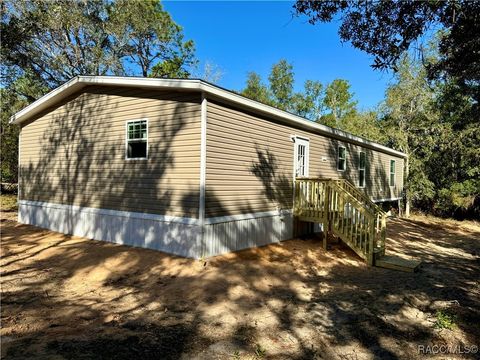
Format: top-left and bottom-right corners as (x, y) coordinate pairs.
(205, 209), (292, 225)
(18, 200), (295, 258)
(203, 212), (294, 257)
(18, 200), (199, 225)
(18, 200), (201, 258)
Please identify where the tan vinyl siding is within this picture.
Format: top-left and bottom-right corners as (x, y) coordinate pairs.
(205, 99), (404, 217)
(19, 86), (201, 218)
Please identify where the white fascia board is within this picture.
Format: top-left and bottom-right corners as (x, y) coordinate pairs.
(199, 81), (407, 158)
(9, 76), (202, 125)
(10, 75), (407, 158)
(10, 76), (83, 125)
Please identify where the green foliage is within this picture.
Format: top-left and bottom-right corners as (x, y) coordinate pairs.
(1, 87), (28, 183)
(109, 0), (196, 78)
(292, 79), (324, 120)
(241, 72), (272, 106)
(381, 45), (479, 219)
(434, 310), (457, 330)
(1, 0), (197, 94)
(294, 1), (480, 107)
(436, 180), (479, 215)
(268, 59), (294, 110)
(320, 79), (358, 128)
(342, 110), (385, 143)
(381, 52), (440, 212)
(240, 60), (368, 139)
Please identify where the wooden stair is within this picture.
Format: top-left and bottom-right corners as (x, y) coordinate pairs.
(294, 178), (421, 270)
(375, 255), (422, 272)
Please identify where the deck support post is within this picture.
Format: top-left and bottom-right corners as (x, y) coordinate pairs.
(367, 221), (375, 266)
(322, 221), (328, 249)
(323, 182), (331, 250)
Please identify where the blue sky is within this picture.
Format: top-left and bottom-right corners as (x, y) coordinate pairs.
(164, 1), (395, 110)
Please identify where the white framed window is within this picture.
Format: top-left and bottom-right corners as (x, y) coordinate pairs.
(358, 151), (366, 188)
(389, 159), (396, 186)
(337, 146), (346, 171)
(126, 119), (148, 160)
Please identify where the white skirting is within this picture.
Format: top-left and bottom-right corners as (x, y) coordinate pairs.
(18, 200), (294, 258)
(202, 211), (293, 257)
(18, 200), (201, 258)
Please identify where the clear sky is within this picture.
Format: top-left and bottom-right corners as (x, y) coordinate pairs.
(163, 1), (395, 110)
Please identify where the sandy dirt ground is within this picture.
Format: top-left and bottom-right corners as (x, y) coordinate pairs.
(1, 203), (479, 359)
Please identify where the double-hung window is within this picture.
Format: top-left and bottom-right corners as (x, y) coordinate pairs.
(126, 119), (148, 159)
(389, 159), (396, 186)
(337, 146), (346, 171)
(358, 151), (366, 188)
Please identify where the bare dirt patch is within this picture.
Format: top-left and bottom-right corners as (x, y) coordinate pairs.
(1, 211), (479, 359)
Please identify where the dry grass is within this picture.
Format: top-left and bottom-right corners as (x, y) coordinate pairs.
(1, 194), (17, 212)
(1, 205), (479, 359)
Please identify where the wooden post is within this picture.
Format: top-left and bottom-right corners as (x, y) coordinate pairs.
(323, 182), (331, 250)
(367, 218), (375, 266)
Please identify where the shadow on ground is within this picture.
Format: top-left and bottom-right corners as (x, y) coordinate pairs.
(1, 215), (479, 359)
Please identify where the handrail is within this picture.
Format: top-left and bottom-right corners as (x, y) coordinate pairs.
(296, 177), (387, 216)
(294, 177), (387, 265)
(335, 180), (387, 216)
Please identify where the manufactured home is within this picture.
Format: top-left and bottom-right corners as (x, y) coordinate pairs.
(11, 76), (406, 261)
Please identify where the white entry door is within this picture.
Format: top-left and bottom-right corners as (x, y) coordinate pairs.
(294, 137), (310, 178)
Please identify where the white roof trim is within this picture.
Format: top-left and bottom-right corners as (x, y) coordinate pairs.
(10, 75), (407, 158)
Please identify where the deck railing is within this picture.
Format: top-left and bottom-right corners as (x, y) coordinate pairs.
(294, 178), (387, 265)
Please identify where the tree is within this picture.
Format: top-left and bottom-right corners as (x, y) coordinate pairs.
(426, 80), (480, 218)
(320, 79), (358, 129)
(293, 1), (480, 105)
(192, 61), (224, 84)
(343, 110), (385, 143)
(292, 80), (324, 121)
(241, 72), (272, 106)
(268, 59), (294, 110)
(381, 54), (440, 217)
(2, 0), (116, 90)
(0, 88), (25, 183)
(110, 0), (196, 78)
(1, 0), (196, 95)
(240, 62), (363, 134)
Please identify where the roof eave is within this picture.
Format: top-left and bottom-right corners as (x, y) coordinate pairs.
(10, 76), (407, 158)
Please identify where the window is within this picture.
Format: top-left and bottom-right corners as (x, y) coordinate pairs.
(358, 151), (366, 188)
(389, 159), (396, 186)
(337, 146), (346, 171)
(126, 119), (148, 159)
